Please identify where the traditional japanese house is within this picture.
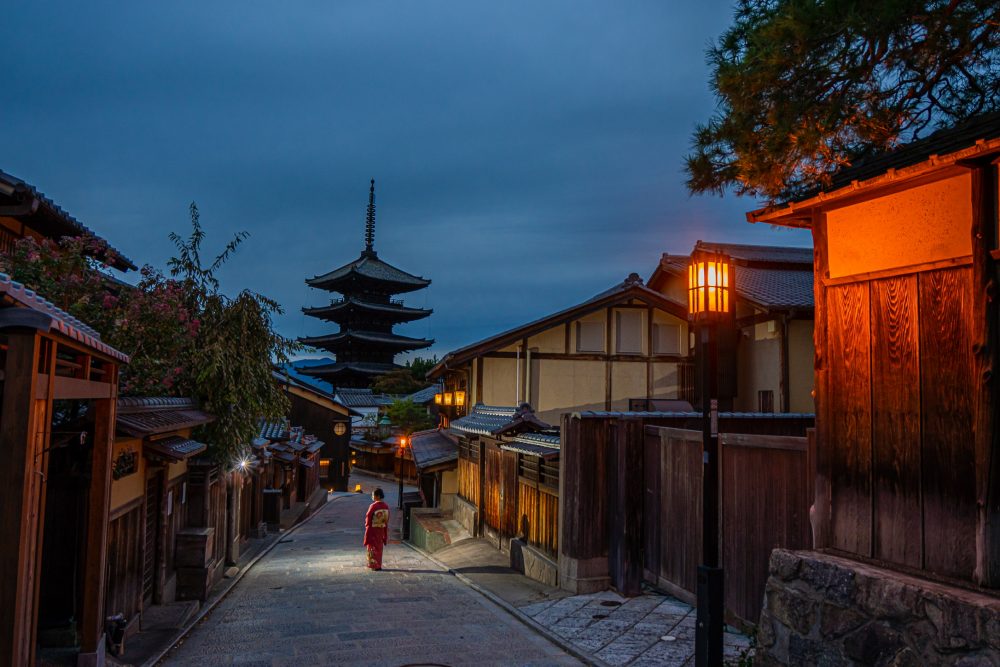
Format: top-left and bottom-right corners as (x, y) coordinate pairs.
(0, 273), (128, 666)
(748, 112), (1000, 663)
(647, 241), (815, 412)
(428, 273), (692, 425)
(298, 180), (433, 389)
(0, 169), (136, 271)
(106, 397), (213, 634)
(409, 428), (459, 510)
(273, 370), (355, 491)
(257, 421), (327, 529)
(451, 403), (560, 584)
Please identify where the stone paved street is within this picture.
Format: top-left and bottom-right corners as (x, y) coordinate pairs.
(161, 487), (581, 667)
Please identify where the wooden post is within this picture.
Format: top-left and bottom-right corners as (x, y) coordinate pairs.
(0, 332), (42, 667)
(811, 212), (831, 550)
(78, 392), (117, 662)
(972, 160), (1000, 587)
(611, 417), (644, 596)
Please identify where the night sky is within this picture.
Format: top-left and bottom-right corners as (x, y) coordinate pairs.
(5, 2), (811, 360)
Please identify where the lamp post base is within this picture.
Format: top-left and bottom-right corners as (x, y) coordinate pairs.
(695, 564), (724, 667)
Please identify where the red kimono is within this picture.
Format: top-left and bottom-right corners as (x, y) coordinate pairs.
(363, 500), (390, 570)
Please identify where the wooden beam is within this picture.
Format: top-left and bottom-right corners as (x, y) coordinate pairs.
(0, 332), (42, 667)
(972, 161), (1000, 586)
(822, 256), (973, 287)
(79, 394), (117, 656)
(481, 351), (687, 363)
(812, 213), (831, 550)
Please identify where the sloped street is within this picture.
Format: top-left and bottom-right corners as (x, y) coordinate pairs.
(162, 485), (581, 667)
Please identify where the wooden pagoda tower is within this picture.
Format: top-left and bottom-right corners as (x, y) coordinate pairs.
(299, 180), (433, 388)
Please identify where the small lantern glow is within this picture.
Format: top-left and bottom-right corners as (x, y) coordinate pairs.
(688, 249), (732, 319)
(399, 436), (408, 448)
(434, 392), (443, 405)
(454, 390), (466, 406)
(444, 392), (454, 406)
(354, 484), (363, 493)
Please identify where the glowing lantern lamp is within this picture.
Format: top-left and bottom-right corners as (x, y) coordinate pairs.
(434, 392), (443, 405)
(354, 483), (362, 493)
(397, 436), (410, 509)
(454, 390), (466, 407)
(688, 246), (731, 667)
(443, 392), (453, 406)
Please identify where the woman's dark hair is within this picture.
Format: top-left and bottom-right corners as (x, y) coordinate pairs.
(373, 488), (385, 499)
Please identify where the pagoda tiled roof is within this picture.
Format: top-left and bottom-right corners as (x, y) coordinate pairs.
(300, 361), (398, 383)
(302, 296), (431, 323)
(299, 329), (433, 352)
(307, 251), (430, 294)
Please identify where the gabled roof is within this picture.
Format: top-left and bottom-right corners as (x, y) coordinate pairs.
(271, 368), (360, 416)
(0, 169), (136, 271)
(428, 273), (688, 378)
(0, 272), (129, 363)
(116, 397), (214, 437)
(410, 428), (459, 470)
(407, 384), (442, 405)
(749, 111), (1000, 226)
(307, 251), (430, 293)
(450, 404), (518, 436)
(648, 242), (814, 312)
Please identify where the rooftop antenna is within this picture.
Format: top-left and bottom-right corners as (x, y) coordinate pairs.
(365, 178), (376, 255)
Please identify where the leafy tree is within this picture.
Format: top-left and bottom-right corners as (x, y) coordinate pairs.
(385, 398), (435, 435)
(0, 203), (297, 461)
(371, 367), (425, 395)
(686, 0), (1000, 201)
(406, 355), (439, 381)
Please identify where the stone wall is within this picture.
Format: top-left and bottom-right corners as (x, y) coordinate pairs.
(758, 549), (1000, 666)
(453, 495), (478, 537)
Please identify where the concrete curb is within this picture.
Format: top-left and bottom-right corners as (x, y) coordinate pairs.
(144, 494), (346, 667)
(403, 540), (610, 667)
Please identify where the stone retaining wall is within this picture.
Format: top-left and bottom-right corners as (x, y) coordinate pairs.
(453, 495), (478, 537)
(758, 549), (1000, 666)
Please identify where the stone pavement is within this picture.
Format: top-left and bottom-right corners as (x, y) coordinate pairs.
(160, 480), (581, 666)
(428, 539), (752, 666)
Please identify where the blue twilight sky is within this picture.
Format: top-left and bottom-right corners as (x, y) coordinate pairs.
(3, 2), (810, 360)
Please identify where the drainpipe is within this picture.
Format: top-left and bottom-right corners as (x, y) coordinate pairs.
(525, 347), (533, 407)
(515, 344), (521, 405)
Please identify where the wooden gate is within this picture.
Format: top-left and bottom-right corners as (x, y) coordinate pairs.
(484, 442), (518, 546)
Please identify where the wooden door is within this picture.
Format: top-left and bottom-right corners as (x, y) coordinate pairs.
(500, 450), (518, 541)
(142, 475), (160, 607)
(484, 445), (501, 533)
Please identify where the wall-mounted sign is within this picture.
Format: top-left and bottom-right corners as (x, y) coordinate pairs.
(334, 422), (347, 436)
(112, 449), (138, 480)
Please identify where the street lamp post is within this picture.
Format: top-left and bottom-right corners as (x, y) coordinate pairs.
(688, 248), (731, 667)
(397, 436), (409, 510)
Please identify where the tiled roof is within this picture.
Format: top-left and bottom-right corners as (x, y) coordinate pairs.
(116, 397), (214, 437)
(333, 387), (396, 408)
(0, 169), (136, 271)
(307, 252), (430, 293)
(827, 110), (1000, 191)
(512, 432), (561, 448)
(450, 405), (518, 436)
(406, 384), (442, 405)
(299, 329), (433, 350)
(259, 420), (289, 441)
(271, 369), (361, 416)
(299, 360), (398, 382)
(144, 436), (207, 462)
(736, 265), (814, 309)
(0, 273), (129, 363)
(410, 428), (459, 470)
(303, 297), (432, 322)
(695, 242), (813, 267)
(501, 440), (560, 459)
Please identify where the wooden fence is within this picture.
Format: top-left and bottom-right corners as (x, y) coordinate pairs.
(560, 412), (814, 625)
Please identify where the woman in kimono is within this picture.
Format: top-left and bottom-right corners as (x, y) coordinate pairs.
(363, 487), (390, 570)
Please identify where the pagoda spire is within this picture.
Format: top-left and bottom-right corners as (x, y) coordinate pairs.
(364, 178), (376, 255)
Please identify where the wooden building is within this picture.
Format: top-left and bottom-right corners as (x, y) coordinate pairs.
(451, 404), (560, 579)
(429, 273), (693, 424)
(0, 169), (135, 271)
(748, 113), (1000, 662)
(410, 428), (459, 510)
(0, 272), (128, 666)
(298, 180), (433, 389)
(257, 421), (328, 529)
(647, 241), (815, 413)
(273, 370), (355, 491)
(106, 398), (212, 636)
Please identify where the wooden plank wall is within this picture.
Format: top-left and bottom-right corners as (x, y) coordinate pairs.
(559, 415), (611, 562)
(721, 432), (810, 623)
(484, 445), (502, 532)
(822, 266), (977, 579)
(516, 482), (559, 556)
(458, 458), (480, 507)
(104, 502), (143, 621)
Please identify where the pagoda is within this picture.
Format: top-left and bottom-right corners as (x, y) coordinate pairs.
(299, 180), (433, 389)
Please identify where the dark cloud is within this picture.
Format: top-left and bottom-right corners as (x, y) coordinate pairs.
(4, 1), (811, 358)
